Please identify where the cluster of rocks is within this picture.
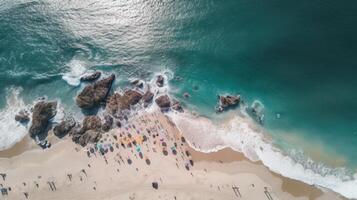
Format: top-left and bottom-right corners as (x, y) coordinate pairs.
(16, 73), (185, 148)
(215, 95), (241, 112)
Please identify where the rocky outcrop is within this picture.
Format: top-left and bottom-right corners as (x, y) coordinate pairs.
(77, 130), (101, 147)
(53, 117), (76, 137)
(131, 79), (144, 88)
(80, 71), (101, 82)
(82, 115), (102, 132)
(142, 90), (154, 107)
(106, 90), (142, 115)
(76, 74), (115, 109)
(155, 95), (171, 111)
(15, 110), (30, 123)
(156, 75), (164, 87)
(29, 101), (57, 137)
(102, 115), (113, 132)
(216, 95), (240, 112)
(172, 100), (183, 112)
(71, 116), (102, 146)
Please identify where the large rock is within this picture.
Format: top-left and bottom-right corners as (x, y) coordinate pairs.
(156, 75), (164, 87)
(77, 130), (101, 147)
(76, 74), (115, 109)
(15, 110), (30, 123)
(53, 117), (76, 137)
(155, 95), (171, 110)
(71, 116), (102, 146)
(29, 101), (57, 137)
(80, 71), (101, 82)
(106, 90), (142, 115)
(82, 115), (102, 132)
(216, 95), (240, 112)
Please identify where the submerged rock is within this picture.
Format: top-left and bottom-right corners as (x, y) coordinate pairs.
(156, 75), (164, 87)
(131, 79), (144, 88)
(76, 74), (115, 109)
(15, 110), (30, 123)
(53, 117), (76, 137)
(80, 71), (101, 82)
(183, 92), (190, 99)
(29, 101), (57, 137)
(216, 95), (240, 112)
(155, 95), (171, 111)
(106, 90), (142, 115)
(248, 100), (265, 124)
(172, 100), (183, 112)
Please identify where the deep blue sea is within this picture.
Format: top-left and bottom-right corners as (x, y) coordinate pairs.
(1, 0), (357, 198)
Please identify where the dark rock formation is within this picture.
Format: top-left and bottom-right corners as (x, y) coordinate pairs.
(102, 115), (113, 132)
(80, 71), (101, 82)
(106, 90), (142, 115)
(76, 74), (115, 109)
(29, 101), (57, 137)
(172, 100), (183, 112)
(156, 75), (164, 87)
(131, 79), (144, 88)
(53, 117), (76, 137)
(82, 115), (102, 132)
(155, 95), (171, 110)
(71, 115), (102, 146)
(142, 90), (154, 107)
(216, 95), (240, 112)
(15, 110), (30, 123)
(77, 130), (101, 147)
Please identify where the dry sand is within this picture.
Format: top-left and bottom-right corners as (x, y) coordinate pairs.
(0, 111), (346, 200)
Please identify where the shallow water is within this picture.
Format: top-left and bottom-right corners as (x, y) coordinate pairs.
(1, 0), (357, 198)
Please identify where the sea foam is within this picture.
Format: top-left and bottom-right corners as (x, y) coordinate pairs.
(62, 59), (88, 86)
(167, 110), (357, 199)
(0, 87), (29, 151)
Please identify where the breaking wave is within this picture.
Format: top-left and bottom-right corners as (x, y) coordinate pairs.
(0, 87), (29, 151)
(167, 110), (357, 199)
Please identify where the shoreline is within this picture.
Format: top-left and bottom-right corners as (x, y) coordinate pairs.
(0, 111), (345, 200)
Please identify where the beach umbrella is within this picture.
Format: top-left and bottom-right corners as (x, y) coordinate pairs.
(185, 150), (190, 157)
(152, 182), (158, 190)
(127, 158), (132, 165)
(185, 164), (190, 171)
(172, 149), (177, 155)
(181, 137), (186, 143)
(162, 149), (168, 156)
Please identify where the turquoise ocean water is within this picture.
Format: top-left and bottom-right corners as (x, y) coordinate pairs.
(1, 0), (357, 198)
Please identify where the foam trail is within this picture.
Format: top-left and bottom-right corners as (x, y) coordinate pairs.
(0, 87), (29, 151)
(167, 111), (357, 199)
(62, 59), (87, 86)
